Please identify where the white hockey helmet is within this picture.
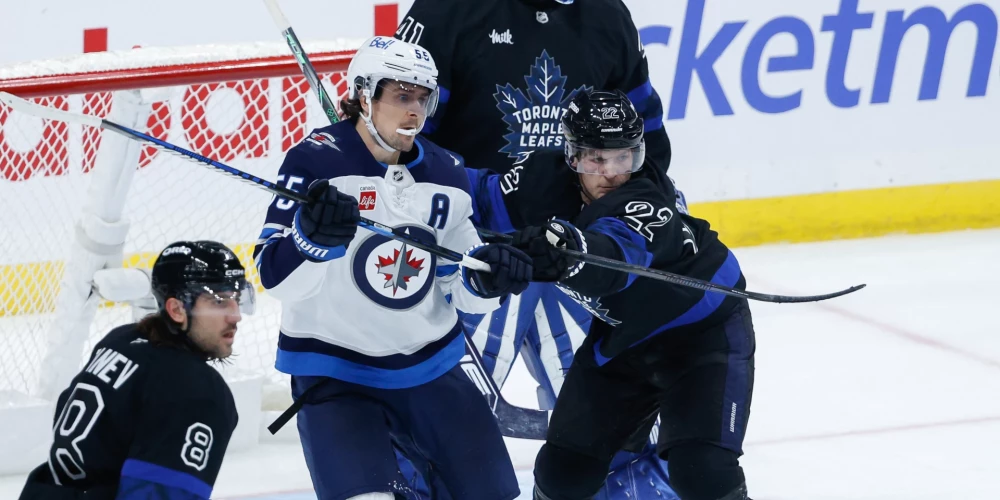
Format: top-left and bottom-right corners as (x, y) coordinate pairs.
(346, 36), (440, 152)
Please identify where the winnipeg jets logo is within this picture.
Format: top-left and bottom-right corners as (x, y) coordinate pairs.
(353, 226), (437, 310)
(375, 243), (426, 296)
(494, 51), (591, 162)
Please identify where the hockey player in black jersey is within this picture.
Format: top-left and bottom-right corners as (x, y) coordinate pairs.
(497, 90), (755, 500)
(395, 0), (671, 175)
(395, 2), (679, 497)
(19, 240), (250, 500)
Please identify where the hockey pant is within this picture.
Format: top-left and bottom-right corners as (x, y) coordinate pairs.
(396, 283), (678, 499)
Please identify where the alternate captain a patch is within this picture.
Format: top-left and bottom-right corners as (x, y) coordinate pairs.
(352, 225), (438, 310)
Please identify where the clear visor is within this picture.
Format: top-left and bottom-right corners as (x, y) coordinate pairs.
(373, 79), (439, 131)
(566, 143), (646, 177)
(183, 281), (256, 317)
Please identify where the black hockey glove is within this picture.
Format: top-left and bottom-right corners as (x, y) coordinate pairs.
(462, 244), (533, 299)
(511, 220), (585, 282)
(292, 179), (360, 262)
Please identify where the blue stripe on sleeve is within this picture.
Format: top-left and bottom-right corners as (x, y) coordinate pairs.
(255, 238), (309, 289)
(257, 227), (281, 240)
(436, 264), (459, 277)
(586, 217), (653, 289)
(466, 168), (515, 233)
(593, 250), (742, 366)
(644, 113), (664, 133)
(627, 80), (665, 133)
(120, 459), (212, 499)
(627, 81), (654, 112)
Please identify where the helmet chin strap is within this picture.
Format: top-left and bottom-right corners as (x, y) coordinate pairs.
(361, 90), (398, 154)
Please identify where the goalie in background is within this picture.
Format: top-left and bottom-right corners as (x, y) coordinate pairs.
(19, 240), (250, 500)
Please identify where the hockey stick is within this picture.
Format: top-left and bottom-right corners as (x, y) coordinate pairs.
(0, 91), (489, 273)
(261, 1), (551, 440)
(262, 0), (341, 124)
(458, 331), (549, 440)
(561, 248), (865, 303)
(257, 1), (863, 306)
(477, 227), (865, 304)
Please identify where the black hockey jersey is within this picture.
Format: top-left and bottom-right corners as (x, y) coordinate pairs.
(559, 168), (747, 363)
(395, 0), (671, 175)
(19, 324), (238, 500)
(477, 152), (746, 362)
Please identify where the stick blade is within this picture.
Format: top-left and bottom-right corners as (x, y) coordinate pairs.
(495, 401), (549, 440)
(755, 283), (867, 304)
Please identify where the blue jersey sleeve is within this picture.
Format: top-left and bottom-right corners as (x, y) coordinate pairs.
(466, 167), (515, 233)
(252, 145), (331, 302)
(607, 2), (670, 172)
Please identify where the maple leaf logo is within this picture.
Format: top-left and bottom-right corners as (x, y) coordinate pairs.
(375, 242), (426, 296)
(493, 50), (592, 163)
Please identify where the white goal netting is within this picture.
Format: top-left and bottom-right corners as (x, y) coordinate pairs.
(0, 40), (361, 409)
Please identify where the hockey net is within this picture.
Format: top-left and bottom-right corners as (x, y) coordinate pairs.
(0, 41), (360, 412)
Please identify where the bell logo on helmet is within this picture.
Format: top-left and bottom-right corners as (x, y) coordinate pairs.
(368, 37), (396, 50)
(162, 246), (191, 257)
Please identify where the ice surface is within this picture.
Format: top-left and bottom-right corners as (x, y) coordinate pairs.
(2, 229), (998, 499)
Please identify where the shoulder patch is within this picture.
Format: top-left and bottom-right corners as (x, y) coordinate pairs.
(305, 131), (340, 151)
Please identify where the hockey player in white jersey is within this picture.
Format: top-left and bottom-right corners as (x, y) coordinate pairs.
(253, 36), (529, 500)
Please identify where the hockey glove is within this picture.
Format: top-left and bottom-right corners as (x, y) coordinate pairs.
(292, 179), (360, 262)
(511, 220), (585, 282)
(462, 243), (533, 299)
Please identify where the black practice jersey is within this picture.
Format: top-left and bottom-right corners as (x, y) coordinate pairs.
(474, 153), (746, 362)
(396, 0), (671, 175)
(20, 324), (238, 500)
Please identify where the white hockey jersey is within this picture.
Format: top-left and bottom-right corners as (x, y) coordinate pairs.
(253, 120), (500, 389)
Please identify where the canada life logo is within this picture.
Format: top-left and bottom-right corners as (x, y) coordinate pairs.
(359, 186), (377, 211)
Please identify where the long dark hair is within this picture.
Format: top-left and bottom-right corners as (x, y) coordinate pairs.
(136, 313), (188, 350)
(340, 97), (364, 120)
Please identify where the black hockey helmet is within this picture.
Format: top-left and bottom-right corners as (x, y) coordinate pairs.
(562, 89), (646, 175)
(151, 240), (255, 321)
